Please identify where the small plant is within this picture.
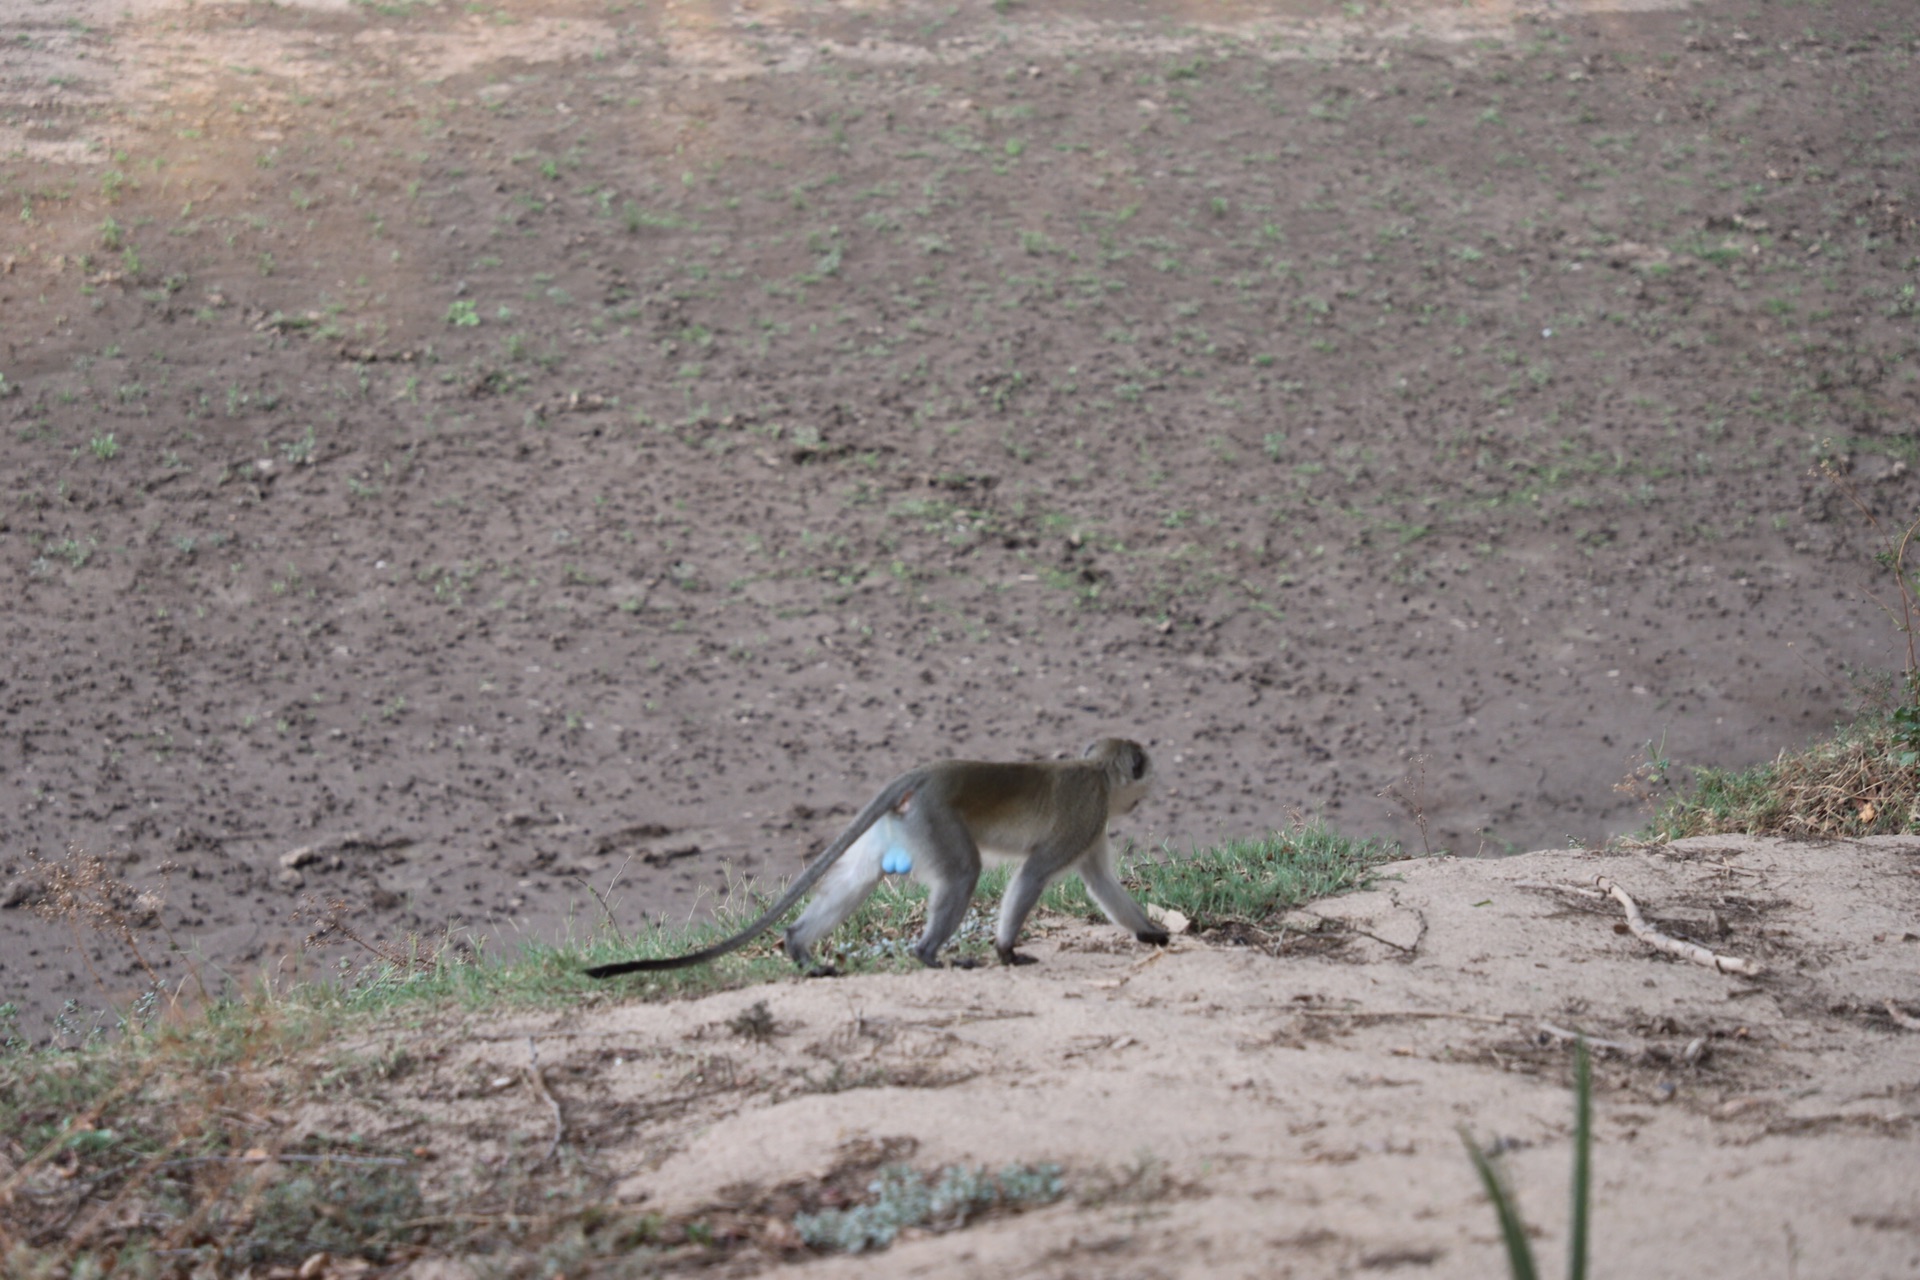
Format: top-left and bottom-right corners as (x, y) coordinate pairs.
(281, 425), (317, 464)
(446, 299), (481, 327)
(237, 1157), (425, 1265)
(793, 1161), (1063, 1253)
(1462, 1039), (1591, 1280)
(88, 432), (119, 461)
(45, 536), (95, 568)
(1612, 734), (1672, 814)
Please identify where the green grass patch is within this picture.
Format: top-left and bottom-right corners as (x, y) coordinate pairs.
(1045, 820), (1402, 929)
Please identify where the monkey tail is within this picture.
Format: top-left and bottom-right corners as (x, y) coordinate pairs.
(584, 775), (917, 979)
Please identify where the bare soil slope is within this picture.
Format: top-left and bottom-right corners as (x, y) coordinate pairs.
(2, 0), (1918, 1034)
(303, 835), (1920, 1278)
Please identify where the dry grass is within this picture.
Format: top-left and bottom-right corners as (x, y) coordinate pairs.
(1651, 719), (1920, 840)
(1655, 481), (1919, 842)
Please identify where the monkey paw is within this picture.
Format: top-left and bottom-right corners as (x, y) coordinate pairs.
(1137, 930), (1171, 946)
(994, 946), (1040, 966)
(802, 964), (841, 979)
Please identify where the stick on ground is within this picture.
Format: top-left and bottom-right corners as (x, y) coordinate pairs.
(1593, 876), (1764, 977)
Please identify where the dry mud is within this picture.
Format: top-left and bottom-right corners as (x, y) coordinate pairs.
(2, 0), (1918, 1038)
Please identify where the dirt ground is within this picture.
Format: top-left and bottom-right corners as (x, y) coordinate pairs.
(2, 0), (1919, 1039)
(301, 835), (1920, 1278)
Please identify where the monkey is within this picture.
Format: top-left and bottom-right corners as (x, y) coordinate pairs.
(584, 738), (1166, 978)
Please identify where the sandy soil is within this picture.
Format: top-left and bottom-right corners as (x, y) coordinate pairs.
(301, 835), (1920, 1278)
(1, 0), (1918, 1039)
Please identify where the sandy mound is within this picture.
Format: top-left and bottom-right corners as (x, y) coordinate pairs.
(305, 834), (1920, 1277)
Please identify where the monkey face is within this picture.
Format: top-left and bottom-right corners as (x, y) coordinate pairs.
(1087, 737), (1154, 815)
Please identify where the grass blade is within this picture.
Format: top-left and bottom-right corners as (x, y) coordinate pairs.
(1569, 1039), (1592, 1280)
(1461, 1130), (1539, 1280)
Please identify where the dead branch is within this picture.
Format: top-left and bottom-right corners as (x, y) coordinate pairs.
(571, 874), (624, 936)
(1536, 1020), (1642, 1057)
(1293, 1008), (1512, 1026)
(1513, 879), (1607, 900)
(1593, 876), (1764, 977)
(159, 1153), (410, 1169)
(526, 1036), (565, 1168)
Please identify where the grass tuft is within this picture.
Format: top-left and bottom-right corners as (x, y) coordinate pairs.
(1045, 819), (1403, 930)
(1650, 712), (1920, 840)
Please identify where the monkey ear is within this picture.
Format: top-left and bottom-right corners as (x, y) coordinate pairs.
(1132, 753), (1149, 779)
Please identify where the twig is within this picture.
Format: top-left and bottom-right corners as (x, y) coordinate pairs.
(1377, 754), (1434, 857)
(572, 873), (624, 937)
(158, 1152), (411, 1168)
(1128, 945), (1174, 971)
(1513, 879), (1607, 900)
(1708, 859), (1766, 878)
(527, 1036), (564, 1168)
(1536, 1021), (1641, 1057)
(399, 1210), (567, 1229)
(1293, 1008), (1512, 1025)
(1302, 913), (1420, 954)
(1594, 876), (1764, 977)
(1886, 1000), (1920, 1033)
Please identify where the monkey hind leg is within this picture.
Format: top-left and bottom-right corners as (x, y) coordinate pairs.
(782, 819), (889, 967)
(910, 864), (980, 967)
(1081, 848), (1169, 946)
(992, 862), (1055, 965)
(904, 817), (980, 967)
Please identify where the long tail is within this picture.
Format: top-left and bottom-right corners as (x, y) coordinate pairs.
(584, 774), (917, 977)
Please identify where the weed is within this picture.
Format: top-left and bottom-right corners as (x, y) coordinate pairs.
(1377, 754), (1436, 855)
(25, 847), (178, 994)
(446, 299), (481, 327)
(1611, 735), (1672, 815)
(87, 432), (118, 461)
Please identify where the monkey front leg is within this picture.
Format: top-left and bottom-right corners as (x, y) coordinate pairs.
(1080, 845), (1170, 947)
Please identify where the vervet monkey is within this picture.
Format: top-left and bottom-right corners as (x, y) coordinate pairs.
(585, 738), (1165, 977)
